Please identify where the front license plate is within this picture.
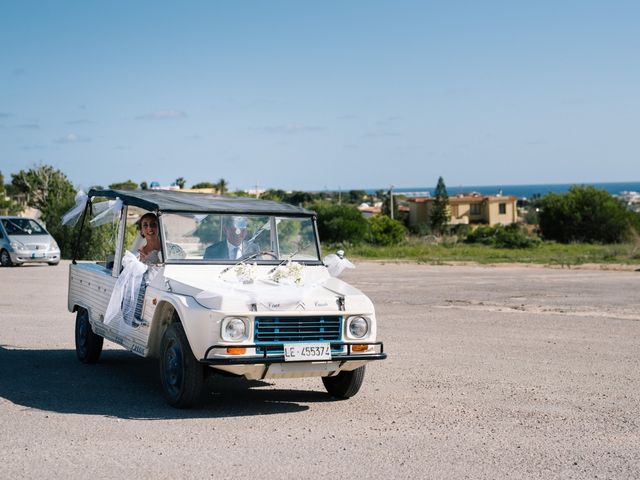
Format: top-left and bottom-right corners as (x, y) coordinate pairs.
(283, 343), (332, 362)
(31, 252), (45, 259)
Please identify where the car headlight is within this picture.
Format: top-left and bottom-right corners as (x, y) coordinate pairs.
(10, 240), (26, 251)
(221, 317), (248, 341)
(51, 239), (60, 251)
(347, 316), (369, 338)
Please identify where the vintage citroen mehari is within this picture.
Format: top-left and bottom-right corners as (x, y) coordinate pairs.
(68, 189), (385, 408)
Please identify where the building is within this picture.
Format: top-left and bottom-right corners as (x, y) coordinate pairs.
(357, 202), (382, 218)
(408, 193), (518, 227)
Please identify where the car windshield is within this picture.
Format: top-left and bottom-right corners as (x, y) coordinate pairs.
(2, 218), (47, 235)
(160, 213), (320, 263)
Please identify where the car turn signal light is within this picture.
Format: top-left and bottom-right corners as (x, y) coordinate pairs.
(352, 344), (369, 352)
(226, 347), (246, 355)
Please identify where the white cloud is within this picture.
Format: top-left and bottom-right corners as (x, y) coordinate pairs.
(363, 130), (401, 138)
(53, 133), (91, 144)
(376, 116), (402, 126)
(135, 109), (187, 120)
(66, 119), (95, 125)
(258, 124), (326, 134)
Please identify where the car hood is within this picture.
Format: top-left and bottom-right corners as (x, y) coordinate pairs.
(8, 234), (56, 249)
(154, 264), (374, 313)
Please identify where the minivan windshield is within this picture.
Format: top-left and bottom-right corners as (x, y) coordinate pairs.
(161, 213), (320, 263)
(2, 218), (48, 235)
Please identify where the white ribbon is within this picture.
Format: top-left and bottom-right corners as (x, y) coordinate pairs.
(104, 251), (148, 327)
(195, 278), (325, 310)
(323, 253), (355, 277)
(90, 198), (123, 226)
(61, 190), (88, 226)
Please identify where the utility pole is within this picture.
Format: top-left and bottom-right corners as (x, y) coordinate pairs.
(389, 185), (394, 219)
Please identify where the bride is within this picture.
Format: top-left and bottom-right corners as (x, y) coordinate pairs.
(136, 212), (161, 264)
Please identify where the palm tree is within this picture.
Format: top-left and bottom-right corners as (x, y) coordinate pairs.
(216, 178), (228, 195)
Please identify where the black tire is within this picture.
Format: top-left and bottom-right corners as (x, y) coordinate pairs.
(0, 249), (13, 267)
(75, 308), (103, 363)
(322, 365), (366, 399)
(48, 262), (59, 266)
(159, 322), (204, 408)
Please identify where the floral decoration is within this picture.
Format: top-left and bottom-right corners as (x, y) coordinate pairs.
(233, 262), (258, 284)
(271, 261), (305, 285)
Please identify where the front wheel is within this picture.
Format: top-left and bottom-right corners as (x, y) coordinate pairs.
(322, 366), (366, 399)
(0, 249), (13, 267)
(75, 308), (103, 363)
(159, 322), (204, 408)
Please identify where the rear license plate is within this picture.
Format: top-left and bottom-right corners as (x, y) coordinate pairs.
(283, 343), (332, 362)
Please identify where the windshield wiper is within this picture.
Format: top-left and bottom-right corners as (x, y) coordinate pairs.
(218, 250), (275, 275)
(218, 243), (311, 277)
(266, 242), (310, 275)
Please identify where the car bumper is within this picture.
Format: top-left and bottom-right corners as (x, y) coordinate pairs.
(201, 342), (385, 379)
(201, 341), (387, 365)
(10, 250), (60, 264)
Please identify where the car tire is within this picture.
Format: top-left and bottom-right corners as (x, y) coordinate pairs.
(75, 308), (103, 363)
(48, 261), (59, 266)
(0, 249), (13, 267)
(322, 365), (366, 399)
(159, 322), (204, 408)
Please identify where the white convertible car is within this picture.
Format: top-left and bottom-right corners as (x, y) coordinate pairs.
(67, 189), (386, 408)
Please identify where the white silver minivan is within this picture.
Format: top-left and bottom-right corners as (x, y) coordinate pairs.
(0, 216), (61, 267)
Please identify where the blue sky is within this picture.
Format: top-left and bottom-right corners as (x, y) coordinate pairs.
(1, 1), (638, 192)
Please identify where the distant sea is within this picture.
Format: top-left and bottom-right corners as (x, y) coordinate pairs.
(366, 182), (640, 199)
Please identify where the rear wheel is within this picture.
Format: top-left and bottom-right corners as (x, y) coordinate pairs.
(0, 249), (13, 267)
(322, 366), (366, 399)
(75, 308), (103, 363)
(159, 322), (204, 408)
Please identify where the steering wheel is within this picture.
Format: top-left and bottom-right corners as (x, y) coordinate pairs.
(166, 242), (187, 259)
(257, 250), (278, 259)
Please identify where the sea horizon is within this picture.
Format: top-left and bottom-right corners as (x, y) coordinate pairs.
(360, 181), (640, 199)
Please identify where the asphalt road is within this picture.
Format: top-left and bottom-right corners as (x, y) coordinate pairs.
(1, 261), (639, 479)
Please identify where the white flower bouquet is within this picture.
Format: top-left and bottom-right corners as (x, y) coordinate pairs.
(234, 262), (258, 284)
(271, 261), (305, 285)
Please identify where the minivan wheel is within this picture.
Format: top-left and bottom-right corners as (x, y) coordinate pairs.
(0, 249), (13, 267)
(322, 366), (366, 399)
(159, 322), (204, 408)
(75, 308), (103, 363)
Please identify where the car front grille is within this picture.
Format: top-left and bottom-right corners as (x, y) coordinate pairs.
(254, 315), (342, 353)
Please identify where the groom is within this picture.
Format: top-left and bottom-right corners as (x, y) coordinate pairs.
(203, 216), (259, 260)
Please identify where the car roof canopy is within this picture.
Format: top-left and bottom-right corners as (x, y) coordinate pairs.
(88, 189), (316, 217)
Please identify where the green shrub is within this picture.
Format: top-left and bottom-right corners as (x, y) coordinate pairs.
(465, 223), (540, 248)
(408, 223), (432, 236)
(538, 186), (635, 243)
(310, 202), (369, 244)
(367, 214), (405, 246)
(450, 224), (471, 237)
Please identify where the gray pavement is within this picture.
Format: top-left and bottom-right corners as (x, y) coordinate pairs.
(1, 261), (639, 479)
